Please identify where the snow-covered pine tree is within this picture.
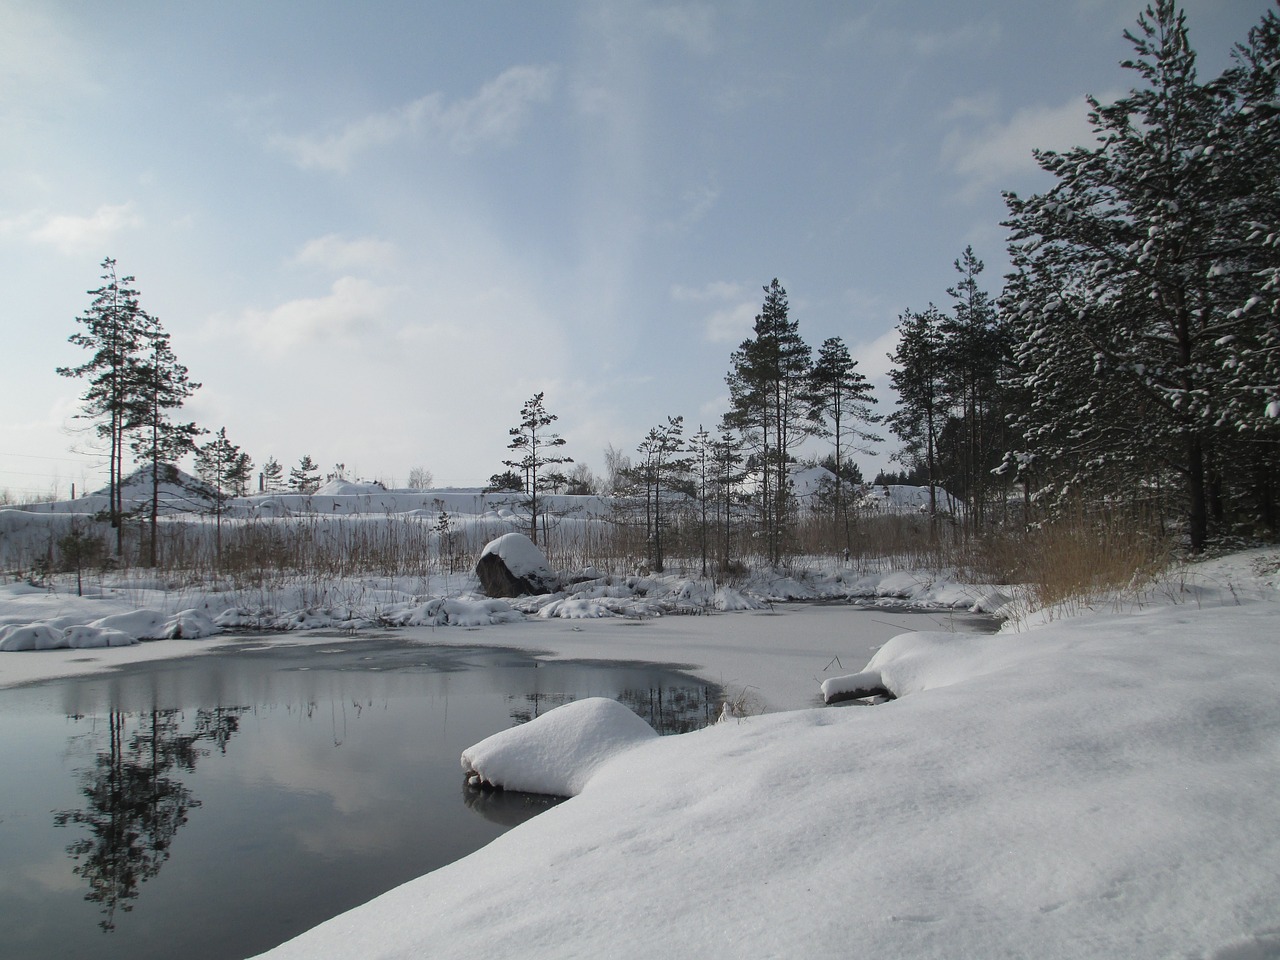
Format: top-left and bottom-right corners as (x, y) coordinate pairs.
(1209, 8), (1280, 531)
(1000, 0), (1277, 548)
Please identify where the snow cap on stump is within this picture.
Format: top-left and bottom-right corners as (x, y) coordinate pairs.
(476, 532), (560, 598)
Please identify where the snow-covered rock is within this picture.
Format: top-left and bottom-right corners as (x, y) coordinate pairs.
(476, 532), (560, 597)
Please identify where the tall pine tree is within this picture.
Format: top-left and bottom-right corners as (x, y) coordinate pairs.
(725, 279), (817, 563)
(1002, 1), (1280, 548)
(57, 259), (151, 556)
(887, 305), (947, 530)
(809, 336), (879, 549)
(129, 316), (201, 567)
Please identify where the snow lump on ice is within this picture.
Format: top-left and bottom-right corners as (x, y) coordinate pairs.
(461, 697), (658, 797)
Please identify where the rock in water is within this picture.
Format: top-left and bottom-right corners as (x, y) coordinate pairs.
(475, 532), (560, 598)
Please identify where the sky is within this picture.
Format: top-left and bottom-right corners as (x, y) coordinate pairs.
(0, 0), (1272, 499)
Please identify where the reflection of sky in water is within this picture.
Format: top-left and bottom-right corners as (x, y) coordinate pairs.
(0, 638), (718, 960)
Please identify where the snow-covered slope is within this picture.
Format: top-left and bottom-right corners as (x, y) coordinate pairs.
(248, 552), (1279, 960)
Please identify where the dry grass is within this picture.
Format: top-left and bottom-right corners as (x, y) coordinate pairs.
(5, 496), (1179, 623)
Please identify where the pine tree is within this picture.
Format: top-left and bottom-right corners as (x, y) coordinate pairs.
(289, 455), (320, 493)
(57, 258), (152, 556)
(194, 427), (247, 563)
(710, 424), (748, 572)
(1001, 1), (1280, 547)
(128, 316), (201, 566)
(940, 248), (1009, 534)
(809, 336), (880, 549)
(502, 392), (572, 545)
(634, 416), (691, 572)
(261, 457), (285, 492)
(887, 305), (947, 529)
(725, 279), (817, 563)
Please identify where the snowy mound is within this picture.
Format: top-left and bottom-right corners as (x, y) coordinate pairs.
(461, 697), (658, 796)
(0, 607), (219, 651)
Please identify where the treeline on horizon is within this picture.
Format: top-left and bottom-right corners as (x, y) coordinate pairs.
(42, 1), (1280, 571)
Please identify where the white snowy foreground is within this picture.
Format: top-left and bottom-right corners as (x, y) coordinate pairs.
(1, 550), (1277, 958)
(241, 551), (1280, 960)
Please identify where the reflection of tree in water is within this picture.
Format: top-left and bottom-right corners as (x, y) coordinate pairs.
(54, 707), (246, 932)
(506, 691), (574, 725)
(506, 685), (720, 735)
(616, 685), (720, 734)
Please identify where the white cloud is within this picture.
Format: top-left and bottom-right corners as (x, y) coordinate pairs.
(290, 234), (399, 272)
(647, 4), (718, 55)
(941, 91), (1114, 199)
(270, 64), (557, 172)
(0, 2), (97, 107)
(703, 301), (759, 344)
(669, 280), (759, 343)
(230, 277), (402, 350)
(28, 202), (142, 254)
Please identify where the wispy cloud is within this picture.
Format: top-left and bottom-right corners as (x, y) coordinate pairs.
(270, 64), (557, 172)
(289, 234), (399, 272)
(657, 181), (720, 233)
(27, 202), (141, 254)
(647, 4), (718, 55)
(940, 91), (1110, 199)
(829, 14), (1001, 57)
(0, 2), (97, 107)
(229, 277), (402, 350)
(672, 282), (758, 343)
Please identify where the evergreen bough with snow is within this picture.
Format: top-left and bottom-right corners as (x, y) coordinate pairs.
(1000, 1), (1280, 549)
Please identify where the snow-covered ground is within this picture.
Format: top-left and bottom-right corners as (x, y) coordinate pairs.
(2, 537), (1277, 958)
(248, 549), (1279, 960)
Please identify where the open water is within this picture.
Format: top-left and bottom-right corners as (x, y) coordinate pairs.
(0, 635), (719, 960)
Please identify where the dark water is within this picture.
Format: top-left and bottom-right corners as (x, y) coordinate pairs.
(0, 636), (719, 960)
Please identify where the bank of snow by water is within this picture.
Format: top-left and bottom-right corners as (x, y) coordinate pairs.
(246, 551), (1280, 960)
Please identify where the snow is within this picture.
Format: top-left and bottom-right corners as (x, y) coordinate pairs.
(2, 482), (1278, 958)
(244, 550), (1279, 960)
(461, 697), (658, 796)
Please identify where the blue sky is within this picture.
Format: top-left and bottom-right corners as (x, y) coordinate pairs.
(0, 0), (1270, 497)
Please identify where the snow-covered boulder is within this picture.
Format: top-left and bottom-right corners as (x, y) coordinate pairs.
(476, 532), (560, 598)
(461, 697), (658, 796)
